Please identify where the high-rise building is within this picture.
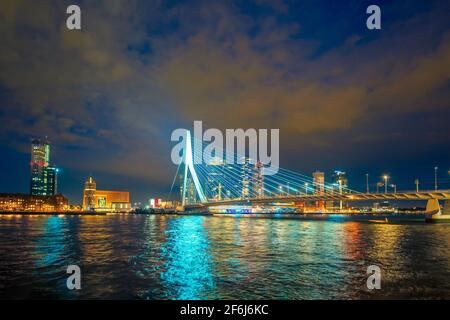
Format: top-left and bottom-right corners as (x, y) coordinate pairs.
(312, 171), (325, 195)
(241, 157), (252, 199)
(313, 171), (325, 210)
(179, 174), (197, 205)
(332, 170), (348, 210)
(253, 161), (264, 198)
(332, 170), (348, 192)
(206, 156), (225, 200)
(30, 138), (58, 196)
(45, 166), (58, 195)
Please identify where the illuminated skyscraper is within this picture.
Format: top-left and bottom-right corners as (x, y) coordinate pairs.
(206, 156), (225, 200)
(241, 157), (252, 199)
(312, 171), (325, 195)
(332, 170), (348, 210)
(332, 170), (348, 192)
(253, 161), (264, 198)
(30, 139), (49, 195)
(313, 170), (325, 210)
(45, 165), (58, 195)
(30, 138), (58, 196)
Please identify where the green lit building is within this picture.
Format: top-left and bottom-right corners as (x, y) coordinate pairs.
(30, 139), (58, 196)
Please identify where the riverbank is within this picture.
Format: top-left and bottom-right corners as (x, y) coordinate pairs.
(0, 211), (107, 215)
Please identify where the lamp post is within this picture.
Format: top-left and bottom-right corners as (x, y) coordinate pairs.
(434, 166), (438, 191)
(366, 173), (369, 193)
(415, 179), (419, 192)
(390, 184), (397, 194)
(383, 175), (388, 193)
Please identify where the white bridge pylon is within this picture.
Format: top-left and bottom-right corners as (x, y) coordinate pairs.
(182, 130), (207, 206)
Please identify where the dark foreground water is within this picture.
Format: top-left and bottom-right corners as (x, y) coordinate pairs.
(0, 214), (449, 299)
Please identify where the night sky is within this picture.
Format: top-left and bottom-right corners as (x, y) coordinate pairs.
(0, 0), (449, 204)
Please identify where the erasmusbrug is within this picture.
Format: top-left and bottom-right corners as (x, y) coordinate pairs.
(168, 130), (450, 215)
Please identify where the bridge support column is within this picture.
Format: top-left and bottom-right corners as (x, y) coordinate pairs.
(425, 199), (450, 222)
(425, 199), (441, 215)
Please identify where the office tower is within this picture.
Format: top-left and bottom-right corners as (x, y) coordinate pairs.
(312, 171), (325, 195)
(253, 161), (264, 198)
(30, 138), (59, 196)
(30, 138), (50, 195)
(83, 176), (130, 212)
(332, 170), (348, 192)
(206, 156), (225, 200)
(241, 157), (252, 199)
(45, 165), (58, 195)
(313, 170), (325, 210)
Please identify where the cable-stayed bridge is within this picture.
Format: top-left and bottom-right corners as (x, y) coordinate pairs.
(169, 130), (450, 217)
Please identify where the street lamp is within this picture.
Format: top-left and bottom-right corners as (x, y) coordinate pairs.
(383, 175), (388, 193)
(390, 184), (397, 194)
(434, 166), (438, 191)
(366, 173), (369, 193)
(415, 179), (419, 192)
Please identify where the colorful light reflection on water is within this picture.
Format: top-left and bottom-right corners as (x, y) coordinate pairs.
(0, 214), (449, 299)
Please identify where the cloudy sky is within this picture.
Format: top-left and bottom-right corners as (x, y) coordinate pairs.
(0, 0), (449, 204)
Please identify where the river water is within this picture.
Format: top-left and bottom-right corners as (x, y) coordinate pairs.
(0, 214), (449, 299)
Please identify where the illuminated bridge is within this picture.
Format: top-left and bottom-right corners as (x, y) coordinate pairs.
(169, 130), (450, 216)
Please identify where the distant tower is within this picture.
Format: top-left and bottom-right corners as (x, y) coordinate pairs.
(30, 138), (51, 195)
(206, 156), (225, 200)
(83, 176), (97, 210)
(253, 161), (264, 198)
(313, 171), (325, 210)
(241, 157), (252, 199)
(313, 171), (325, 195)
(45, 166), (58, 195)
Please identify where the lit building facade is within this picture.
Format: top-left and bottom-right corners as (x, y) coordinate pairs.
(30, 139), (58, 196)
(253, 161), (264, 198)
(312, 171), (325, 195)
(241, 157), (252, 199)
(206, 157), (225, 201)
(332, 170), (348, 210)
(82, 176), (131, 212)
(313, 171), (325, 210)
(0, 193), (68, 212)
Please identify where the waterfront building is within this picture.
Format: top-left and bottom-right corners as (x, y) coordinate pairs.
(82, 176), (131, 212)
(0, 193), (68, 212)
(180, 174), (197, 205)
(330, 170), (348, 210)
(312, 171), (325, 195)
(332, 170), (348, 192)
(30, 138), (58, 196)
(45, 165), (58, 195)
(241, 157), (252, 199)
(312, 171), (325, 210)
(206, 156), (225, 200)
(253, 161), (264, 198)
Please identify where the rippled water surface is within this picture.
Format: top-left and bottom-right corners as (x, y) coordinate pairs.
(0, 214), (449, 299)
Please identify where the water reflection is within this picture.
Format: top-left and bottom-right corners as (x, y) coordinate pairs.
(0, 214), (449, 299)
(160, 216), (215, 299)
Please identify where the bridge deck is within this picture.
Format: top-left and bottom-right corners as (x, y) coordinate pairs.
(195, 190), (450, 207)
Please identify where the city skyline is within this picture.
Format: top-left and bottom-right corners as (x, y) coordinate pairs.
(0, 0), (449, 204)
